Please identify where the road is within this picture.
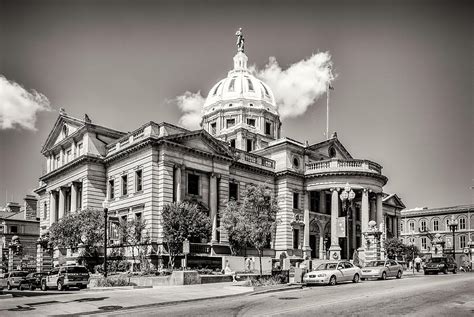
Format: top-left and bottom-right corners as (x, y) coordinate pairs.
(101, 273), (474, 317)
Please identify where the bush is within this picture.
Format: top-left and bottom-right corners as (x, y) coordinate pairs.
(96, 275), (133, 287)
(117, 260), (131, 272)
(242, 276), (282, 287)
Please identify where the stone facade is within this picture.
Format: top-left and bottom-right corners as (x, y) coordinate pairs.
(400, 204), (474, 266)
(35, 48), (405, 265)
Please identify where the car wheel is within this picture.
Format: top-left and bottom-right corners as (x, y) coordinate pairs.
(453, 267), (457, 274)
(328, 275), (337, 286)
(381, 272), (387, 280)
(57, 281), (64, 291)
(352, 274), (360, 283)
(396, 271), (402, 279)
(6, 282), (11, 290)
(18, 283), (23, 291)
(29, 284), (36, 291)
(41, 281), (48, 291)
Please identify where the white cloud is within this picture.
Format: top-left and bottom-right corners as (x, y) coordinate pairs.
(255, 52), (335, 120)
(175, 91), (205, 130)
(0, 76), (52, 131)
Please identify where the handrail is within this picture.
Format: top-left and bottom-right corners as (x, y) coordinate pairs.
(306, 158), (382, 174)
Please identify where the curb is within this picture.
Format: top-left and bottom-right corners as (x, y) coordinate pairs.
(85, 285), (153, 292)
(251, 284), (303, 296)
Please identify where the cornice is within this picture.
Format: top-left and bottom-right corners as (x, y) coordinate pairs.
(39, 154), (104, 182)
(304, 170), (388, 185)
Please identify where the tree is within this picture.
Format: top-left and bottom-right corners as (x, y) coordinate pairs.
(221, 184), (279, 276)
(49, 208), (105, 268)
(384, 238), (421, 262)
(119, 217), (150, 272)
(162, 201), (211, 268)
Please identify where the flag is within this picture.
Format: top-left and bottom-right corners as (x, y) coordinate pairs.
(337, 217), (346, 236)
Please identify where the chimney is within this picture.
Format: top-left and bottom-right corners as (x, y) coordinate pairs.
(23, 195), (38, 220)
(5, 202), (21, 213)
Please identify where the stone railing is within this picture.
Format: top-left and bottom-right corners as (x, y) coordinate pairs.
(306, 158), (382, 175)
(233, 149), (275, 170)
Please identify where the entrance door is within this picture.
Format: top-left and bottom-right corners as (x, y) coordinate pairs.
(310, 235), (318, 259)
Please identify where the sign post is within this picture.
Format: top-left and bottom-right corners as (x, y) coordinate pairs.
(182, 239), (190, 270)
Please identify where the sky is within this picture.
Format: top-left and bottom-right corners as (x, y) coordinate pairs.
(0, 0), (472, 209)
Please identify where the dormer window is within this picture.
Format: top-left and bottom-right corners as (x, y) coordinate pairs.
(265, 121), (272, 135)
(226, 119), (235, 128)
(247, 118), (256, 127)
(210, 122), (217, 135)
(228, 78), (236, 92)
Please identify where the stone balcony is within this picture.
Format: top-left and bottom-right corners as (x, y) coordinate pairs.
(305, 158), (382, 176)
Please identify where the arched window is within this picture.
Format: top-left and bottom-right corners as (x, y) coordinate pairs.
(62, 125), (69, 137)
(228, 78), (236, 92)
(421, 237), (427, 250)
(445, 218), (450, 231)
(420, 220), (427, 231)
(409, 221), (415, 232)
(400, 222), (404, 233)
(328, 146), (336, 158)
(433, 219), (439, 231)
(247, 78), (254, 92)
(261, 83), (270, 96)
(459, 217), (466, 230)
(213, 82), (222, 96)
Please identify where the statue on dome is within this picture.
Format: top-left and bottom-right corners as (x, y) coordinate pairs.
(236, 28), (245, 52)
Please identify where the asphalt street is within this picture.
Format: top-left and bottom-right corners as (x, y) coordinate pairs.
(101, 273), (474, 317)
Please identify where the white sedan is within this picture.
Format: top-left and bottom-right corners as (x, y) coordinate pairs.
(303, 260), (362, 286)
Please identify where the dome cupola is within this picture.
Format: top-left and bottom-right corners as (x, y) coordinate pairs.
(201, 29), (281, 152)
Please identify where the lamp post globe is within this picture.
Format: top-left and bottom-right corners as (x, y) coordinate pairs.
(448, 215), (458, 262)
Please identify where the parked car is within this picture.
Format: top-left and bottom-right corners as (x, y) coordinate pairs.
(4, 271), (29, 290)
(303, 260), (362, 286)
(18, 272), (48, 290)
(423, 256), (457, 275)
(41, 265), (90, 291)
(361, 259), (403, 280)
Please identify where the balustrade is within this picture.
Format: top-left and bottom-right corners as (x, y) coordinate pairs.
(305, 158), (382, 174)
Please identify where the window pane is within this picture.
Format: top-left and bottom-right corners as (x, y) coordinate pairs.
(187, 174), (199, 195)
(229, 183), (238, 200)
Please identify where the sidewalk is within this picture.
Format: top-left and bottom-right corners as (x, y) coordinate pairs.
(0, 282), (254, 316)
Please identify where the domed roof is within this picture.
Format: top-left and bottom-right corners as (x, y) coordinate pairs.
(203, 52), (278, 115)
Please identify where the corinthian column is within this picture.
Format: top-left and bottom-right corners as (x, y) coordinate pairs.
(376, 193), (383, 226)
(361, 189), (369, 233)
(303, 191), (311, 259)
(210, 174), (218, 243)
(70, 183), (77, 213)
(58, 188), (66, 220)
(49, 191), (57, 226)
(174, 165), (183, 202)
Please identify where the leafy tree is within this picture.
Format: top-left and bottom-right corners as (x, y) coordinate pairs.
(221, 184), (279, 276)
(384, 237), (421, 262)
(162, 201), (211, 268)
(119, 217), (150, 272)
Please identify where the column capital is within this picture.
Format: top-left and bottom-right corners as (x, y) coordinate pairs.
(330, 187), (339, 193)
(362, 188), (369, 193)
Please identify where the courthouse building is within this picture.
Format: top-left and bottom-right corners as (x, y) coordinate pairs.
(35, 35), (405, 266)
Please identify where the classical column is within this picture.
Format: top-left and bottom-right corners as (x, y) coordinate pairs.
(376, 193), (383, 226)
(49, 191), (57, 225)
(70, 183), (77, 213)
(370, 196), (376, 221)
(319, 190), (326, 214)
(351, 200), (357, 250)
(329, 188), (341, 259)
(58, 187), (66, 220)
(319, 236), (325, 259)
(210, 173), (218, 243)
(394, 217), (399, 238)
(303, 191), (311, 259)
(361, 189), (369, 234)
(174, 165), (182, 202)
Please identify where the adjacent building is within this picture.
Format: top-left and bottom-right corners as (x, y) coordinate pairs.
(35, 33), (405, 267)
(400, 204), (474, 265)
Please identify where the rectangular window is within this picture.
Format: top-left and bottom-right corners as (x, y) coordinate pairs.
(43, 202), (47, 220)
(121, 175), (128, 196)
(210, 122), (217, 135)
(400, 222), (404, 233)
(77, 184), (82, 210)
(226, 119), (235, 128)
(433, 220), (439, 231)
(78, 143), (83, 155)
(265, 122), (272, 135)
(247, 118), (256, 127)
(109, 179), (115, 199)
(230, 139), (236, 148)
(460, 236), (466, 248)
(135, 170), (143, 192)
(421, 237), (427, 249)
(187, 174), (200, 195)
(66, 150), (72, 162)
(135, 212), (142, 221)
(246, 139), (253, 152)
(55, 155), (60, 168)
(229, 183), (238, 200)
(10, 226), (18, 234)
(293, 192), (299, 209)
(309, 191), (319, 212)
(459, 218), (466, 230)
(421, 221), (426, 231)
(409, 221), (415, 232)
(293, 229), (299, 249)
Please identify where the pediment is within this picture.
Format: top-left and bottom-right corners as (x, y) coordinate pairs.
(166, 130), (233, 157)
(383, 194), (406, 210)
(42, 115), (85, 153)
(308, 138), (353, 159)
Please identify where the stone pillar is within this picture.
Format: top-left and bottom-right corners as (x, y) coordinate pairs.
(319, 190), (326, 214)
(50, 191), (57, 225)
(394, 217), (399, 238)
(351, 200), (357, 251)
(70, 183), (77, 213)
(210, 174), (218, 243)
(361, 189), (370, 234)
(58, 187), (66, 220)
(329, 188), (341, 260)
(174, 165), (182, 202)
(303, 191), (311, 259)
(37, 243), (43, 272)
(376, 193), (383, 226)
(319, 236), (325, 259)
(370, 196), (376, 221)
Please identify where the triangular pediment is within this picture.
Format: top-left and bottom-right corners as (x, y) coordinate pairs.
(166, 130), (233, 157)
(383, 194), (406, 210)
(308, 137), (353, 159)
(42, 115), (85, 153)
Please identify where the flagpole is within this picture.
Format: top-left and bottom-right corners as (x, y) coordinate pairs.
(326, 82), (330, 140)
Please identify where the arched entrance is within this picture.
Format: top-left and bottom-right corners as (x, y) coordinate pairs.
(310, 220), (322, 259)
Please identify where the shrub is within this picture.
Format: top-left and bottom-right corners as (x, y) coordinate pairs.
(242, 276), (282, 287)
(117, 260), (131, 272)
(96, 275), (133, 287)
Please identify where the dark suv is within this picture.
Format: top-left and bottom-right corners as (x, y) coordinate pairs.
(423, 256), (457, 275)
(41, 265), (90, 291)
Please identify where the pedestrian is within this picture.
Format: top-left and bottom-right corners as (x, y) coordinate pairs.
(414, 255), (422, 272)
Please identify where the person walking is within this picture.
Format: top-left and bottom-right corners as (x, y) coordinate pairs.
(414, 255), (422, 272)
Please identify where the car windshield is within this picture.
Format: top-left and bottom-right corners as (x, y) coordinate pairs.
(316, 263), (338, 270)
(430, 258), (443, 263)
(65, 267), (88, 273)
(12, 272), (29, 277)
(367, 261), (386, 267)
(26, 273), (36, 278)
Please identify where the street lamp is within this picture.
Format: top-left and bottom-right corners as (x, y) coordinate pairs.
(340, 183), (355, 260)
(448, 215), (458, 261)
(409, 230), (415, 274)
(102, 199), (110, 278)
